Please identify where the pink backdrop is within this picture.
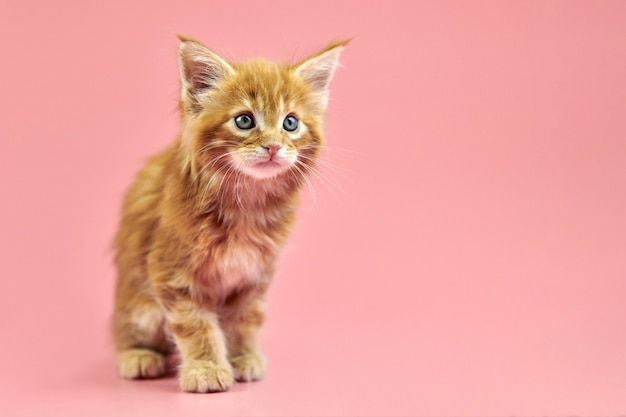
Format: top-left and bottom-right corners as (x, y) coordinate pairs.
(1, 0), (625, 415)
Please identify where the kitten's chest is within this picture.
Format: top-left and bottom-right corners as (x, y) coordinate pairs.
(195, 216), (279, 293)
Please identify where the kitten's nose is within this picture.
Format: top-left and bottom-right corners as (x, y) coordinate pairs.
(263, 144), (281, 158)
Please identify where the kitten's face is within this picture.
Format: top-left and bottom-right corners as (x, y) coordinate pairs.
(177, 37), (346, 184)
(197, 62), (323, 180)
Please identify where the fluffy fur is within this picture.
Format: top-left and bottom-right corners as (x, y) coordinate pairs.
(112, 36), (347, 392)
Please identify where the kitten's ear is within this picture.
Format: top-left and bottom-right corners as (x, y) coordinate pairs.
(177, 35), (234, 113)
(294, 40), (349, 106)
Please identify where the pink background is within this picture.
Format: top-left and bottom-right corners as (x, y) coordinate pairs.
(1, 0), (625, 416)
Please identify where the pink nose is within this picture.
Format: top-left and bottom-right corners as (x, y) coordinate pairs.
(264, 144), (281, 158)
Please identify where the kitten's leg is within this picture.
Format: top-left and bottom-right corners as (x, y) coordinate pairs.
(113, 296), (170, 379)
(222, 287), (268, 382)
(157, 285), (234, 393)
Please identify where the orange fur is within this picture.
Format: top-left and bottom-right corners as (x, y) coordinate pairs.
(112, 36), (347, 392)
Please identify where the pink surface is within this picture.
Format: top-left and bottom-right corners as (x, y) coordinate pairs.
(1, 0), (626, 415)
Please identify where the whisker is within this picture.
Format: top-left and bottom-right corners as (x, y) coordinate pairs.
(199, 162), (235, 211)
(217, 164), (237, 205)
(194, 141), (240, 159)
(295, 160), (343, 204)
(187, 150), (238, 201)
(296, 157), (347, 196)
(234, 166), (245, 211)
(291, 162), (318, 211)
(297, 153), (353, 182)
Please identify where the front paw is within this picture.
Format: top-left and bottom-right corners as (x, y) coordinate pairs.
(179, 360), (234, 393)
(230, 352), (266, 382)
(117, 348), (166, 379)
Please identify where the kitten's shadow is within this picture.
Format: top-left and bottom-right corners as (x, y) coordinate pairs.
(66, 354), (179, 393)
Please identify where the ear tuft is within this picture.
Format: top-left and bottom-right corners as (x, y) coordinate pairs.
(178, 35), (234, 113)
(294, 39), (349, 102)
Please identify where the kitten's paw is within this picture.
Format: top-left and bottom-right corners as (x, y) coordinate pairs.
(230, 352), (266, 382)
(179, 360), (234, 393)
(117, 348), (166, 379)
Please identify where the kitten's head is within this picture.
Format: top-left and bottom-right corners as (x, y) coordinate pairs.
(177, 36), (347, 186)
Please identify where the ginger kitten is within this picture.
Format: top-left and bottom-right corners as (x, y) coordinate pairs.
(112, 36), (347, 393)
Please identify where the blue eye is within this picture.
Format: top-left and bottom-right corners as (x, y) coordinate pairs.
(235, 114), (255, 130)
(283, 115), (299, 132)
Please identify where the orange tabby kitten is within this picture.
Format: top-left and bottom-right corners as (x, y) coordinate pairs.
(112, 35), (347, 393)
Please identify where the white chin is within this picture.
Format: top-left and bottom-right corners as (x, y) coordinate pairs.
(241, 162), (291, 179)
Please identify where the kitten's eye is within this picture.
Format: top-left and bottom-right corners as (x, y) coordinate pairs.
(235, 114), (256, 130)
(283, 115), (299, 132)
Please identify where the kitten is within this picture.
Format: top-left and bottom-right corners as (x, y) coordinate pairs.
(112, 35), (347, 393)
